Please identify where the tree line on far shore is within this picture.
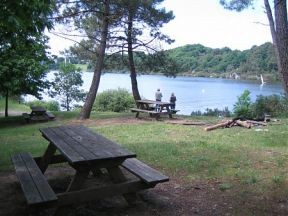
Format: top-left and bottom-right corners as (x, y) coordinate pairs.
(51, 42), (278, 81)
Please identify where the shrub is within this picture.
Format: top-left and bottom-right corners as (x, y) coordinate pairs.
(252, 94), (288, 118)
(191, 107), (231, 117)
(26, 100), (60, 111)
(233, 90), (253, 119)
(93, 88), (135, 112)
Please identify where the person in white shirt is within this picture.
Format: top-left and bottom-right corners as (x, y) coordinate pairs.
(155, 88), (163, 111)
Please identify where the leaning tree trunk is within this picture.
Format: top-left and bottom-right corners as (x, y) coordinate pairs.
(79, 0), (110, 119)
(127, 10), (141, 101)
(274, 0), (288, 94)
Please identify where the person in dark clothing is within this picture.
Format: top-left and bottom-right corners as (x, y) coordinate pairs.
(170, 93), (176, 110)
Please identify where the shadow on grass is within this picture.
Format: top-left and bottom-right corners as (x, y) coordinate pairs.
(0, 115), (27, 129)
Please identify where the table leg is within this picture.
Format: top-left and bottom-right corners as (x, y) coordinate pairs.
(165, 105), (173, 118)
(91, 168), (104, 177)
(38, 143), (57, 173)
(67, 168), (90, 192)
(107, 167), (138, 203)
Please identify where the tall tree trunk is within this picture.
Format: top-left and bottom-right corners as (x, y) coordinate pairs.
(5, 90), (8, 117)
(274, 0), (288, 94)
(127, 10), (141, 101)
(67, 95), (70, 111)
(79, 0), (110, 119)
(264, 0), (283, 83)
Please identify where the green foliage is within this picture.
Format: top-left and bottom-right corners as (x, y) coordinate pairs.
(25, 100), (60, 112)
(49, 63), (86, 111)
(0, 0), (54, 117)
(272, 175), (284, 184)
(233, 90), (253, 118)
(166, 43), (278, 79)
(252, 94), (288, 118)
(64, 42), (278, 81)
(233, 92), (288, 118)
(0, 98), (30, 112)
(191, 107), (231, 117)
(93, 88), (134, 112)
(220, 0), (254, 12)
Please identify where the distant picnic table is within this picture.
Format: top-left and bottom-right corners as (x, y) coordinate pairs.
(23, 106), (55, 122)
(130, 99), (178, 120)
(11, 125), (168, 209)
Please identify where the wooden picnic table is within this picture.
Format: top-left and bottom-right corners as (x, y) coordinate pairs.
(23, 106), (55, 122)
(31, 106), (47, 115)
(11, 125), (168, 209)
(130, 99), (174, 119)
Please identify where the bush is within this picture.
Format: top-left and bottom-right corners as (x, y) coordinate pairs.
(191, 107), (231, 117)
(233, 90), (253, 119)
(252, 94), (288, 118)
(25, 100), (60, 111)
(93, 88), (135, 112)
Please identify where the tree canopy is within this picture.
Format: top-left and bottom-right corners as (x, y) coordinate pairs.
(220, 0), (288, 93)
(0, 0), (54, 116)
(49, 63), (86, 111)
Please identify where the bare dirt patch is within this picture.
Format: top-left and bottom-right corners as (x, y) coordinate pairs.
(2, 167), (288, 216)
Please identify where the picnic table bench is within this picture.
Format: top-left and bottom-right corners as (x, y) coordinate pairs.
(131, 99), (178, 120)
(11, 125), (168, 209)
(11, 152), (57, 206)
(23, 106), (55, 123)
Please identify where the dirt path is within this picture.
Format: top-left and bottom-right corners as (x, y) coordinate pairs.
(0, 168), (245, 216)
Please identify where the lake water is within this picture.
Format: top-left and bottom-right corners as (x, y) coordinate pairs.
(28, 72), (284, 115)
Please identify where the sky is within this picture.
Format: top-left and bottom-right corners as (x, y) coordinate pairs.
(48, 0), (272, 55)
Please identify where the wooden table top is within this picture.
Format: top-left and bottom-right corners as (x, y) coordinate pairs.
(40, 125), (136, 164)
(31, 106), (46, 112)
(136, 99), (171, 106)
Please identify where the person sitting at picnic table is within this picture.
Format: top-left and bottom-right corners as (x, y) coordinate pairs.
(170, 92), (177, 110)
(155, 88), (163, 111)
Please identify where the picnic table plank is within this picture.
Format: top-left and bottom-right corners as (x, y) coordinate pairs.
(72, 125), (136, 159)
(40, 127), (86, 163)
(122, 158), (169, 185)
(50, 127), (96, 161)
(40, 125), (136, 164)
(11, 152), (57, 205)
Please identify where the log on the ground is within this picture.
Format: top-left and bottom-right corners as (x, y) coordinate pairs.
(235, 120), (251, 129)
(204, 120), (233, 131)
(246, 120), (267, 126)
(166, 120), (207, 125)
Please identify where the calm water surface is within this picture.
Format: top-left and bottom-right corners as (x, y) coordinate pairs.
(31, 72), (284, 115)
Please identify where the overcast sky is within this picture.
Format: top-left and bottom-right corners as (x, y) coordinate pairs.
(48, 0), (272, 55)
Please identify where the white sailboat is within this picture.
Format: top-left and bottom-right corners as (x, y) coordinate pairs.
(260, 74), (266, 85)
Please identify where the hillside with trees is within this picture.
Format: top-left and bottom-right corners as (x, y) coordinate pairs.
(166, 42), (278, 81)
(53, 42), (279, 81)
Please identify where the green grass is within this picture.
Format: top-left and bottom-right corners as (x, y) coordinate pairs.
(0, 98), (30, 113)
(1, 108), (288, 213)
(93, 121), (288, 183)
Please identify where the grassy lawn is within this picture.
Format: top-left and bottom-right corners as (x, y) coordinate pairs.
(1, 108), (288, 214)
(1, 111), (288, 184)
(0, 98), (30, 114)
